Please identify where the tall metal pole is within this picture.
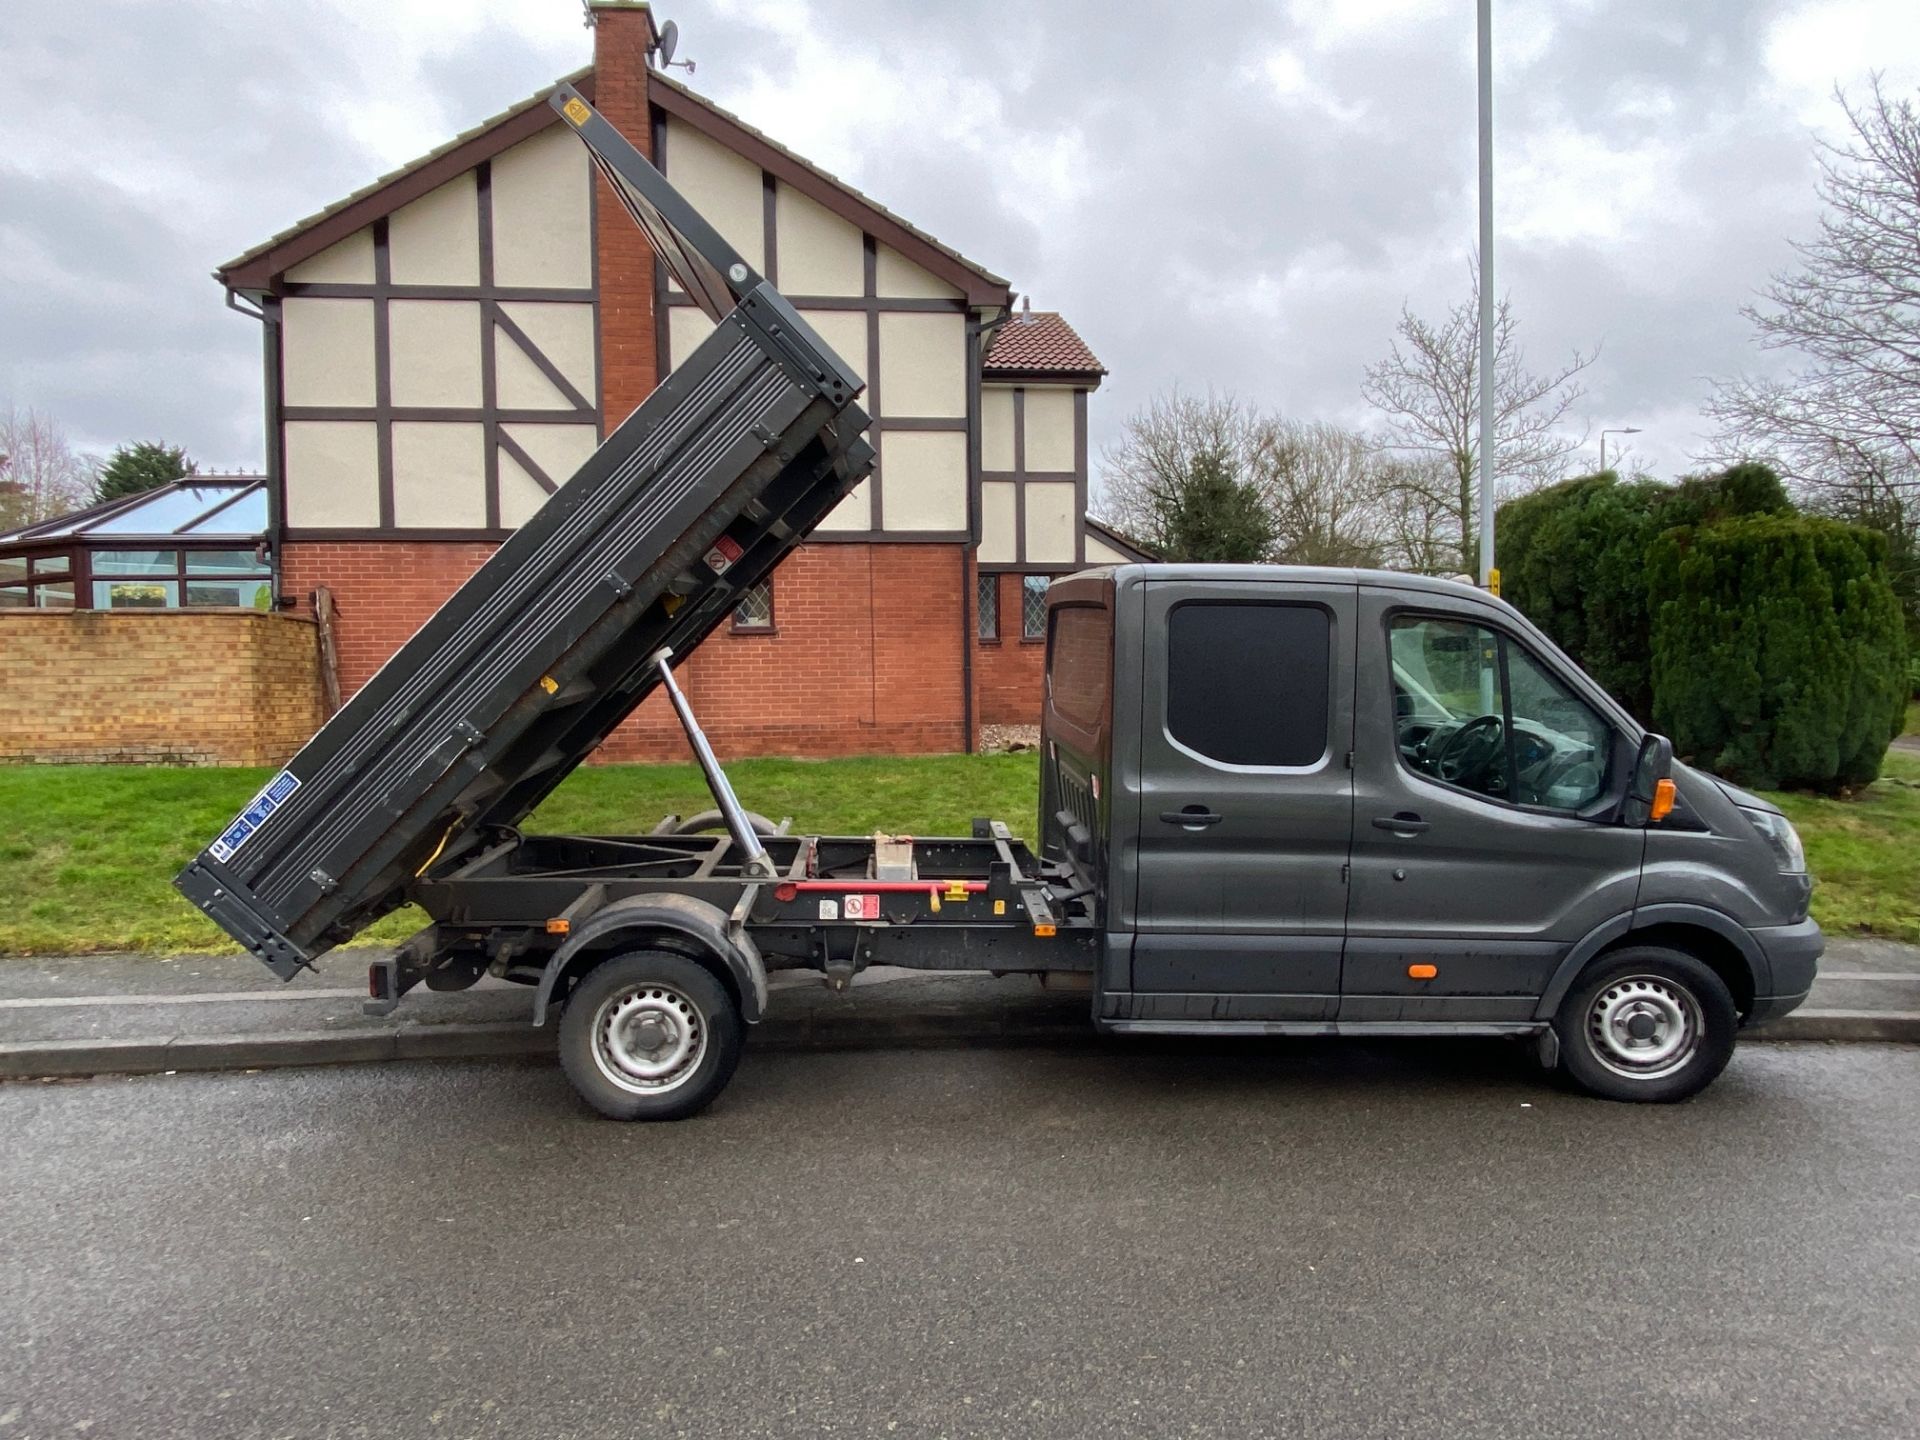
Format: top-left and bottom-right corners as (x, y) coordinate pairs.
(1476, 0), (1496, 590)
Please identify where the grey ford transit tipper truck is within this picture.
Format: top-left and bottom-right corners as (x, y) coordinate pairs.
(177, 86), (1820, 1120)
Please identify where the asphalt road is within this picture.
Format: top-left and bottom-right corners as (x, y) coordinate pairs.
(3, 1040), (1917, 1439)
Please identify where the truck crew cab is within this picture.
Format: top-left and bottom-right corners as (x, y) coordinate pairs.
(1041, 566), (1820, 1105)
(178, 86), (1819, 1120)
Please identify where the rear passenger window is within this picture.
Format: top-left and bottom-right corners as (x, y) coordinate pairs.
(1167, 602), (1330, 766)
(1047, 604), (1112, 731)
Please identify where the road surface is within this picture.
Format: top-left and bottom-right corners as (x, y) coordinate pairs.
(3, 1040), (1916, 1438)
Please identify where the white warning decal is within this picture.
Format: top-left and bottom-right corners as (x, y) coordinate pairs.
(843, 893), (880, 921)
(208, 770), (302, 864)
(817, 898), (839, 920)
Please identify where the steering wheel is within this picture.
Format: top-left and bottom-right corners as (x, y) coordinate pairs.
(1432, 714), (1505, 787)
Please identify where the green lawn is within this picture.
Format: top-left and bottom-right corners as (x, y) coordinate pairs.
(0, 743), (1914, 956)
(1760, 748), (1920, 945)
(0, 755), (1038, 956)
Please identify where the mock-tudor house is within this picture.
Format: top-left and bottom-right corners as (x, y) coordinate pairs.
(209, 1), (1144, 762)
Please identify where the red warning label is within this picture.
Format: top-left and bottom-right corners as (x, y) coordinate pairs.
(704, 535), (744, 573)
(842, 893), (879, 921)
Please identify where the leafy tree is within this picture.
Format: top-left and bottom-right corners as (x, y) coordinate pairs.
(1362, 255), (1596, 574)
(1648, 514), (1907, 791)
(1499, 463), (1799, 723)
(93, 441), (193, 504)
(1154, 443), (1277, 563)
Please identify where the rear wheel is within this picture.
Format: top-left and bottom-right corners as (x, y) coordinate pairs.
(558, 950), (744, 1120)
(1554, 946), (1737, 1103)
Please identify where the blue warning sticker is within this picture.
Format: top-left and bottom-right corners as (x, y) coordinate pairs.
(208, 770), (302, 864)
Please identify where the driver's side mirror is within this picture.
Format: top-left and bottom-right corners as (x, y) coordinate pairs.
(1622, 733), (1676, 826)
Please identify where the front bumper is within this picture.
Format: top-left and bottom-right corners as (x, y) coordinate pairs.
(1743, 917), (1824, 1027)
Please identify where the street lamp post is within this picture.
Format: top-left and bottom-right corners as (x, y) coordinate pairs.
(1599, 427), (1641, 472)
(1476, 0), (1496, 591)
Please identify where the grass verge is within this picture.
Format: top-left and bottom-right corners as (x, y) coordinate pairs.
(1, 743), (1913, 956)
(1760, 748), (1920, 946)
(0, 754), (1038, 956)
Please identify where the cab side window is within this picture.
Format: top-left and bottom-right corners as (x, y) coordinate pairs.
(1167, 601), (1330, 766)
(1389, 615), (1612, 811)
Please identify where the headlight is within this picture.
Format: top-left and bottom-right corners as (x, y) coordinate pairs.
(1740, 807), (1806, 873)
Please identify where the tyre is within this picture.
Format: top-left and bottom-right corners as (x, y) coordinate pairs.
(1554, 946), (1738, 1103)
(557, 950), (744, 1121)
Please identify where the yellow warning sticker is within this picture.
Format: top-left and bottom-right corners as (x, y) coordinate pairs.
(562, 97), (591, 127)
(993, 899), (1006, 916)
(538, 675), (559, 695)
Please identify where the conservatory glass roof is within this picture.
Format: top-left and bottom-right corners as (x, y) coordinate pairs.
(0, 477), (267, 546)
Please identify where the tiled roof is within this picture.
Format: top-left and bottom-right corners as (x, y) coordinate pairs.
(217, 66), (1010, 296)
(984, 311), (1106, 376)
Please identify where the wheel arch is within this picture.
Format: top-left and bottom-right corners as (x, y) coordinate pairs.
(532, 893), (767, 1028)
(1535, 905), (1766, 1022)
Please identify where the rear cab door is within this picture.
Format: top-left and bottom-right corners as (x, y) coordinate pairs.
(1119, 571), (1358, 1021)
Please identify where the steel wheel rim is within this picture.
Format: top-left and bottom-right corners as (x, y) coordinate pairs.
(1586, 974), (1702, 1081)
(591, 984), (707, 1096)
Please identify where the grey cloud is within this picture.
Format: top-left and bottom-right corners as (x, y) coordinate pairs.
(0, 0), (1905, 484)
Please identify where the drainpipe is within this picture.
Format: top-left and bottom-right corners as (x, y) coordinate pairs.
(228, 286), (285, 608)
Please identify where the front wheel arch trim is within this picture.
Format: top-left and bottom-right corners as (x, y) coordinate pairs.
(1533, 904), (1767, 1022)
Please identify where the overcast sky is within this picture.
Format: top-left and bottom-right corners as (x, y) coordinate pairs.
(4, 0), (1918, 491)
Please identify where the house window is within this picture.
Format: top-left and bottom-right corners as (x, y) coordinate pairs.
(86, 549), (273, 611)
(976, 573), (999, 640)
(1021, 575), (1049, 640)
(732, 579), (774, 632)
(0, 554), (75, 610)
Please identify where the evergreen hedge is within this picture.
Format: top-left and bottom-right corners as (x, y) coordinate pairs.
(1647, 515), (1908, 790)
(1499, 463), (1905, 792)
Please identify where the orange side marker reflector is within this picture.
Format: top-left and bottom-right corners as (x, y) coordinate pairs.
(1408, 963), (1438, 980)
(1033, 923), (1057, 938)
(1650, 778), (1677, 823)
(546, 918), (571, 936)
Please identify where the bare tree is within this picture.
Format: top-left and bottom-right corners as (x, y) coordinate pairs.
(1704, 78), (1920, 628)
(0, 403), (96, 530)
(1253, 419), (1394, 568)
(1097, 390), (1277, 561)
(1362, 258), (1595, 574)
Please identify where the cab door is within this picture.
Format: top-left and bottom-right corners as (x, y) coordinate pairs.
(1129, 576), (1356, 1020)
(1343, 584), (1645, 1021)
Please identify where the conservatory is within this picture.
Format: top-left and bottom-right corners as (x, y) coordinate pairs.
(0, 477), (271, 611)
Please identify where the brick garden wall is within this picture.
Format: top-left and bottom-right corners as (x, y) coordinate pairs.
(0, 611), (322, 766)
(278, 538), (974, 762)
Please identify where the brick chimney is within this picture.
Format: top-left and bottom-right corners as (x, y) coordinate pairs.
(588, 1), (661, 426)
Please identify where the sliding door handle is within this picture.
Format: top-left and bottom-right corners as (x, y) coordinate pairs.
(1161, 807), (1223, 829)
(1372, 812), (1429, 835)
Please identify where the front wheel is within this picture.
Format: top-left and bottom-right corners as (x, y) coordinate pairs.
(1554, 947), (1737, 1103)
(558, 950), (744, 1120)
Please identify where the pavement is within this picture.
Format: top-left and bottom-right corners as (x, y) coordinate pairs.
(4, 1045), (1918, 1438)
(0, 934), (1915, 1082)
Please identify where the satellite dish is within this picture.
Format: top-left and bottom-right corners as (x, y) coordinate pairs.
(656, 20), (678, 68)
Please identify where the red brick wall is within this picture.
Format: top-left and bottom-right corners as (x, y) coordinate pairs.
(280, 540), (498, 697)
(974, 571), (1047, 729)
(593, 3), (659, 426)
(278, 538), (972, 761)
